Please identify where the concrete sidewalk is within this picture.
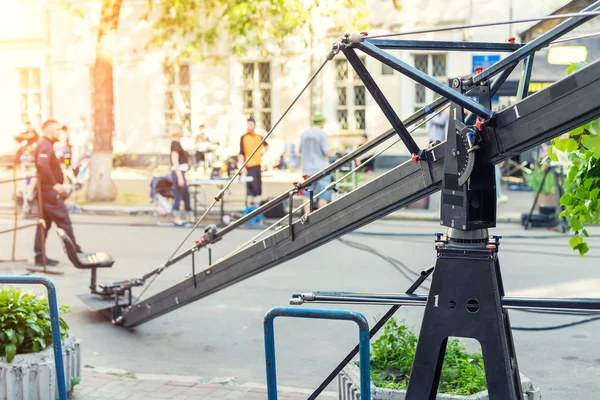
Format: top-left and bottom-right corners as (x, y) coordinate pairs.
(70, 367), (336, 399)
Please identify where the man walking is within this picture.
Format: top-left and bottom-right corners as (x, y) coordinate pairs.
(34, 119), (83, 266)
(238, 117), (269, 205)
(300, 112), (331, 213)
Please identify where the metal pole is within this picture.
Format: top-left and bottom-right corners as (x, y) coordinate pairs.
(12, 165), (18, 261)
(355, 41), (494, 119)
(343, 47), (420, 155)
(264, 307), (371, 400)
(38, 175), (47, 271)
(472, 0), (600, 85)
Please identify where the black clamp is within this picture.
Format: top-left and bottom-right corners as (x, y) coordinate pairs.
(197, 224), (219, 248)
(411, 149), (434, 187)
(486, 235), (502, 253)
(434, 232), (448, 251)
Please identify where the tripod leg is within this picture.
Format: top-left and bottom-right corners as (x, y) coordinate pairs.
(524, 166), (550, 228)
(405, 327), (448, 399)
(406, 254), (523, 400)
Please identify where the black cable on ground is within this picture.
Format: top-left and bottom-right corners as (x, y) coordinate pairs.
(337, 238), (429, 291)
(512, 316), (600, 331)
(339, 237), (600, 332)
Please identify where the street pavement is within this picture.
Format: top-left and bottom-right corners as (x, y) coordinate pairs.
(70, 367), (329, 399)
(1, 216), (600, 399)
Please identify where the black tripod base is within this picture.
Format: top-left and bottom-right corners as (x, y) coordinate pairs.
(406, 246), (523, 400)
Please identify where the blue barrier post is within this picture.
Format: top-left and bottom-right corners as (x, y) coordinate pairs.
(0, 276), (67, 400)
(264, 307), (370, 400)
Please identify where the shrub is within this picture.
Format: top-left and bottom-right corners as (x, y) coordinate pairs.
(369, 318), (487, 395)
(547, 62), (600, 256)
(0, 288), (70, 363)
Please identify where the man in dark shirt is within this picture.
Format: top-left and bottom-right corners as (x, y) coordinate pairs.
(34, 119), (82, 266)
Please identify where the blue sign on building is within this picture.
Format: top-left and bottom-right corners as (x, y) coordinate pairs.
(472, 54), (501, 72)
(472, 55), (501, 102)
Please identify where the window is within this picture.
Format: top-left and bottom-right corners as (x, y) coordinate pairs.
(382, 64), (394, 75)
(335, 58), (366, 132)
(242, 62), (272, 131)
(164, 64), (191, 134)
(18, 68), (42, 128)
(413, 54), (447, 114)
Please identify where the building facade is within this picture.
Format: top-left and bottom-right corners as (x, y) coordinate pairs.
(1, 0), (590, 167)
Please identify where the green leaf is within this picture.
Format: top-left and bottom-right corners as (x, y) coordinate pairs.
(583, 229), (590, 237)
(554, 138), (569, 152)
(5, 328), (15, 343)
(5, 344), (16, 362)
(565, 138), (579, 153)
(547, 145), (558, 161)
(569, 218), (584, 231)
(566, 61), (588, 75)
(569, 235), (584, 248)
(582, 134), (600, 158)
(569, 126), (587, 136)
(589, 119), (600, 135)
(575, 242), (590, 257)
(560, 194), (573, 206)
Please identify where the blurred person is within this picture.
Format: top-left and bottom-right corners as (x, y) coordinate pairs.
(356, 134), (375, 172)
(238, 117), (269, 205)
(14, 121), (39, 162)
(300, 112), (331, 214)
(56, 125), (72, 166)
(33, 119), (83, 266)
(195, 124), (217, 175)
(169, 124), (195, 225)
(427, 111), (448, 145)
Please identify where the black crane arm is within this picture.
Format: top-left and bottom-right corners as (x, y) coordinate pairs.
(121, 59), (600, 328)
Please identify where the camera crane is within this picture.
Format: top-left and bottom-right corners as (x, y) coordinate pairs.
(71, 3), (600, 399)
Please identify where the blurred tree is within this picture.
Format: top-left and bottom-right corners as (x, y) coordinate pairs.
(61, 0), (369, 201)
(147, 0), (368, 60)
(86, 0), (123, 201)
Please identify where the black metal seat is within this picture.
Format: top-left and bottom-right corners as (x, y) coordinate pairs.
(56, 228), (114, 269)
(57, 228), (114, 295)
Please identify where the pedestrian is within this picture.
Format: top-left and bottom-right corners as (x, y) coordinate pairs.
(169, 124), (195, 225)
(356, 134), (375, 172)
(300, 112), (331, 214)
(238, 117), (269, 205)
(195, 124), (217, 175)
(427, 111), (448, 145)
(33, 119), (83, 266)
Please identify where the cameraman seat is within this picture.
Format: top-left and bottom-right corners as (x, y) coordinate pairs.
(57, 228), (118, 311)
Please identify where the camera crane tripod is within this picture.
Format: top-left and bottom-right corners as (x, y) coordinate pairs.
(68, 3), (600, 399)
(522, 161), (569, 232)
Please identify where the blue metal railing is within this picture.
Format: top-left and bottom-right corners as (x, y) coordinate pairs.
(0, 276), (67, 400)
(264, 307), (371, 400)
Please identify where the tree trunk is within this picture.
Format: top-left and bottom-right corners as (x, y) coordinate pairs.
(86, 15), (119, 201)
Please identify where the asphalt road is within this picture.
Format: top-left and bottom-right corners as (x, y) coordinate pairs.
(1, 215), (600, 399)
